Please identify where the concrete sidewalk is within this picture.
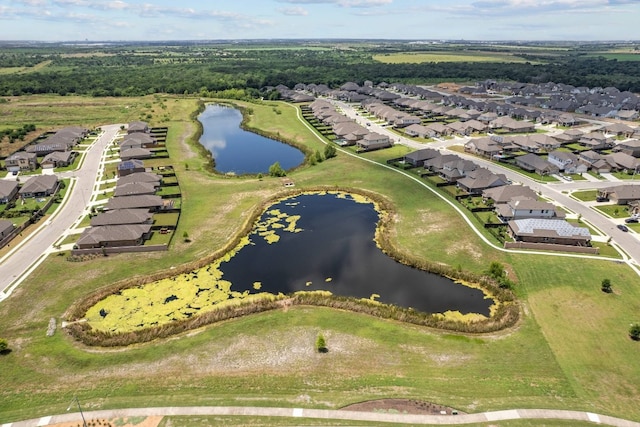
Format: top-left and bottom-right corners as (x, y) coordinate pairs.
(4, 406), (640, 427)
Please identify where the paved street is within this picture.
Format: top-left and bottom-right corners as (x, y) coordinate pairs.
(334, 100), (640, 268)
(0, 124), (122, 301)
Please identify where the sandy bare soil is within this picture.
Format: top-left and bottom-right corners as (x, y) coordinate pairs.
(49, 415), (163, 427)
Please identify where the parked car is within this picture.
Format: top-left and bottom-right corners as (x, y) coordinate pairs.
(617, 224), (629, 232)
(596, 196), (609, 202)
(624, 217), (638, 224)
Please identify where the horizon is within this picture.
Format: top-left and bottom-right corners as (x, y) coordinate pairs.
(1, 0), (639, 42)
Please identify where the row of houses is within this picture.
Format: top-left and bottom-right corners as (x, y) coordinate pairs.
(74, 122), (170, 251)
(401, 148), (592, 246)
(0, 175), (59, 204)
(307, 100), (393, 152)
(4, 126), (89, 172)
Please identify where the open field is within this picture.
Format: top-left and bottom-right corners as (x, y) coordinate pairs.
(0, 97), (639, 426)
(373, 51), (533, 64)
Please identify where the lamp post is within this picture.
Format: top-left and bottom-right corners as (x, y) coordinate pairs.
(67, 396), (88, 427)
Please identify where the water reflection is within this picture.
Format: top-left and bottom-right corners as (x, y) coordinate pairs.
(220, 193), (492, 316)
(198, 104), (305, 174)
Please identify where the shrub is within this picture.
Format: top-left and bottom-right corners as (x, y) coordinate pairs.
(629, 324), (640, 341)
(601, 278), (612, 293)
(0, 338), (8, 353)
(315, 333), (328, 353)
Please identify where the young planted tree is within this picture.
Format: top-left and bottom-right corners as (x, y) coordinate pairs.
(315, 333), (328, 353)
(324, 143), (337, 159)
(601, 278), (612, 293)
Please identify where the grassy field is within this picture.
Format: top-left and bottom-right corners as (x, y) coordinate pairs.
(0, 97), (639, 426)
(373, 51), (533, 64)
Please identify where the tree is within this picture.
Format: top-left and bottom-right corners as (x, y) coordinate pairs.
(315, 150), (324, 163)
(315, 333), (328, 353)
(268, 161), (286, 177)
(324, 143), (337, 159)
(601, 278), (612, 293)
(182, 231), (191, 243)
(0, 338), (8, 354)
(487, 261), (505, 280)
(629, 324), (640, 341)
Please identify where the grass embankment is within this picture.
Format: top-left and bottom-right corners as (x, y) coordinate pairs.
(0, 97), (639, 425)
(373, 51), (534, 64)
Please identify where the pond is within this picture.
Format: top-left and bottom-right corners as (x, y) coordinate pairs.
(198, 104), (305, 174)
(86, 192), (493, 334)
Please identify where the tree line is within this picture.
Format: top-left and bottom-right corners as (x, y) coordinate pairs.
(1, 45), (640, 96)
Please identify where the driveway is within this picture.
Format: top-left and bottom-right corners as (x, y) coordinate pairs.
(0, 124), (122, 301)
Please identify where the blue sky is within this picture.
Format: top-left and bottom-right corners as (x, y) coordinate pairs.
(1, 0), (639, 41)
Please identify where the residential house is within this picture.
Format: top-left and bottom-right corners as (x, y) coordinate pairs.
(128, 121), (150, 134)
(403, 148), (439, 167)
(0, 220), (14, 240)
(605, 152), (639, 174)
(120, 133), (157, 150)
(41, 151), (75, 169)
(482, 185), (538, 204)
(424, 123), (451, 137)
(547, 151), (587, 174)
(614, 139), (640, 158)
(5, 152), (37, 172)
(456, 168), (508, 195)
(105, 194), (166, 211)
(117, 172), (162, 186)
(120, 147), (153, 161)
(356, 133), (392, 152)
(403, 124), (430, 138)
(464, 137), (502, 158)
(75, 224), (153, 249)
(0, 180), (19, 204)
(579, 131), (613, 150)
(508, 218), (591, 246)
(439, 158), (477, 183)
(90, 209), (154, 227)
(18, 175), (59, 198)
(514, 153), (560, 176)
(605, 123), (636, 138)
(496, 199), (564, 222)
(599, 185), (640, 205)
(117, 159), (146, 177)
(114, 181), (157, 197)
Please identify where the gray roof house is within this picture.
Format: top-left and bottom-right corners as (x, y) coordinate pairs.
(547, 151), (587, 174)
(41, 151), (75, 169)
(118, 159), (146, 177)
(114, 181), (157, 197)
(18, 175), (59, 198)
(120, 147), (153, 161)
(0, 180), (19, 204)
(128, 121), (150, 134)
(105, 194), (166, 211)
(76, 224), (153, 249)
(515, 153), (560, 176)
(402, 148), (440, 167)
(0, 219), (14, 240)
(508, 218), (591, 246)
(90, 209), (154, 227)
(117, 172), (162, 185)
(599, 185), (640, 205)
(5, 152), (37, 172)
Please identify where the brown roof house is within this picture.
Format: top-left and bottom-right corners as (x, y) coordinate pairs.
(482, 185), (538, 204)
(120, 133), (157, 150)
(508, 218), (591, 246)
(356, 132), (392, 152)
(75, 224), (152, 249)
(41, 151), (75, 169)
(113, 181), (157, 197)
(456, 168), (508, 195)
(18, 175), (58, 199)
(496, 199), (564, 222)
(117, 159), (146, 177)
(599, 185), (640, 205)
(105, 194), (166, 211)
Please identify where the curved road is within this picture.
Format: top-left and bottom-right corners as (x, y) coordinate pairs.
(0, 124), (122, 301)
(334, 100), (640, 268)
(8, 405), (640, 427)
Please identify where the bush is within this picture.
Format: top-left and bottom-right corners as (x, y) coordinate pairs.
(601, 278), (612, 293)
(629, 324), (640, 341)
(268, 161), (286, 177)
(315, 333), (328, 353)
(324, 143), (337, 159)
(0, 338), (8, 353)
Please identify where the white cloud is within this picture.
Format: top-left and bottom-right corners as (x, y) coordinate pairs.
(278, 6), (309, 16)
(277, 0), (392, 8)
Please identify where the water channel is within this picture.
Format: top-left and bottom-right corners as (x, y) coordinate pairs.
(198, 104), (305, 174)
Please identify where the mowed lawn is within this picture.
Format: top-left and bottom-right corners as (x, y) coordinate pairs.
(0, 97), (639, 425)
